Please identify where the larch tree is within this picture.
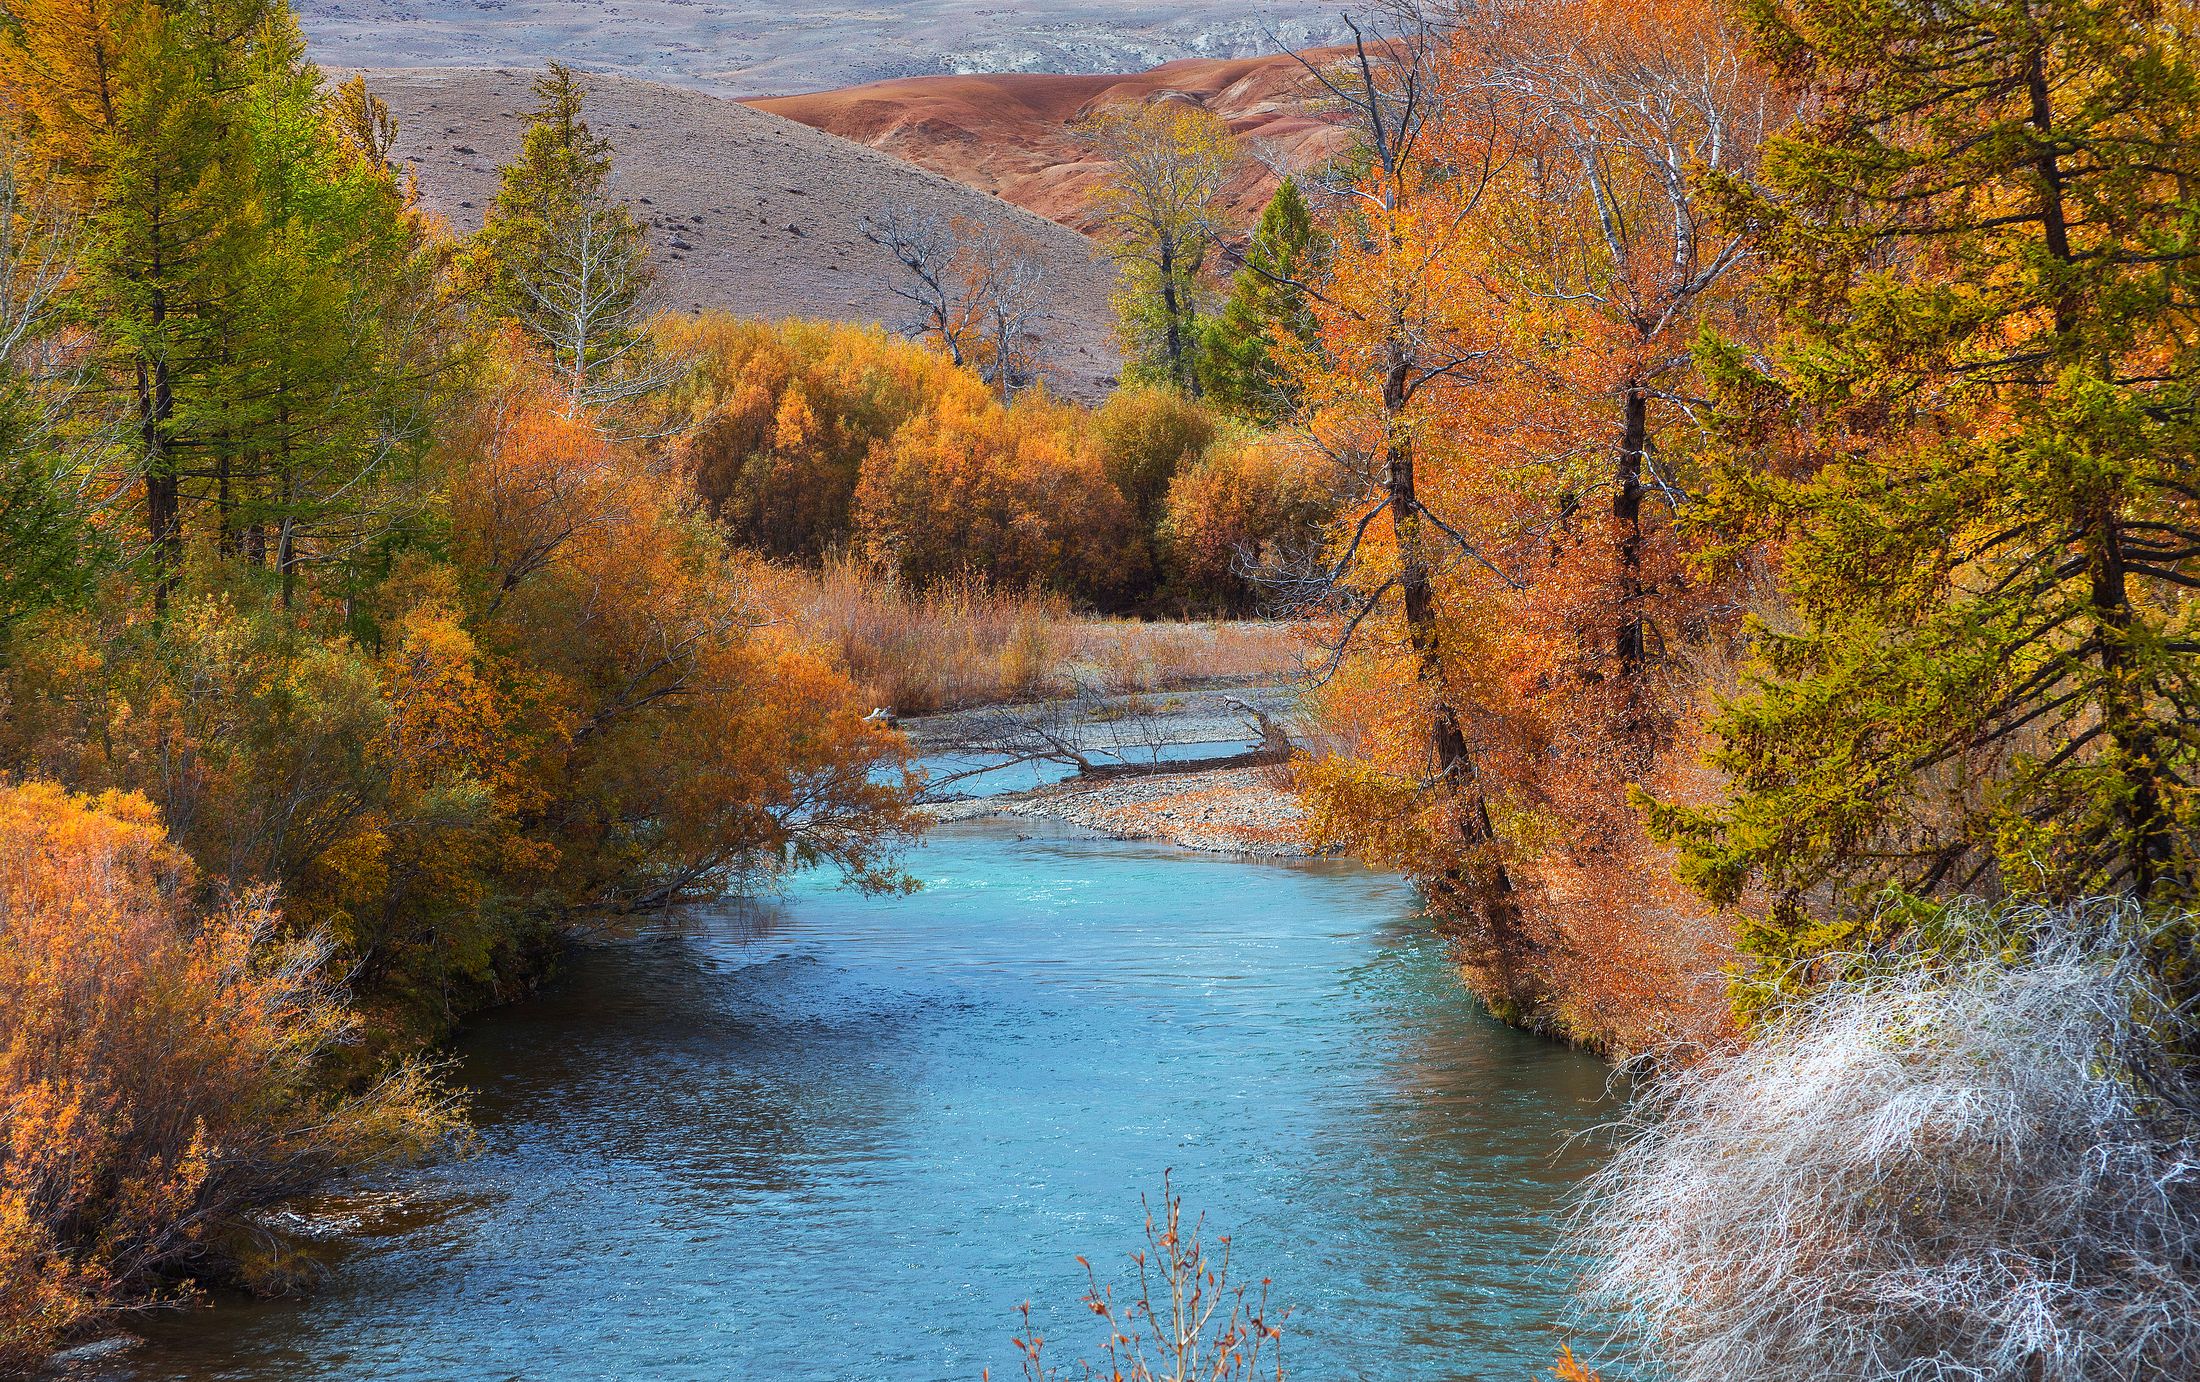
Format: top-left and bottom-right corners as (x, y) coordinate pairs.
(1644, 0), (2200, 1004)
(0, 0), (270, 591)
(1082, 98), (1238, 394)
(217, 26), (449, 605)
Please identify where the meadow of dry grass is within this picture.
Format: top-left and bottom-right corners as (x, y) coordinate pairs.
(754, 556), (1304, 715)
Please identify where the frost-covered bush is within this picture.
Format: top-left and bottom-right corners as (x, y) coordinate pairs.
(1572, 900), (2200, 1382)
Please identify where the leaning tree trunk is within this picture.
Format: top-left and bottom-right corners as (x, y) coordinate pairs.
(1381, 348), (1531, 984)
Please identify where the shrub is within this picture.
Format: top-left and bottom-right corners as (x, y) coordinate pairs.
(854, 389), (1136, 605)
(656, 316), (974, 561)
(1572, 899), (2200, 1382)
(0, 782), (458, 1370)
(998, 1172), (1287, 1382)
(1093, 385), (1218, 585)
(1159, 434), (1335, 614)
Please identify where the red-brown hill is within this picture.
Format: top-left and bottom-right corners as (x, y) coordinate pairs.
(747, 50), (1351, 230)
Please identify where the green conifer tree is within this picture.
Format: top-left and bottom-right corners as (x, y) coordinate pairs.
(1197, 178), (1323, 423)
(469, 63), (657, 412)
(1646, 0), (2200, 1002)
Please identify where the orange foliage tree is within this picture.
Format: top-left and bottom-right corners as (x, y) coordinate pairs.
(1290, 0), (1781, 1048)
(450, 377), (921, 911)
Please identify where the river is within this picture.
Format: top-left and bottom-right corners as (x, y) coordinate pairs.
(110, 816), (1613, 1382)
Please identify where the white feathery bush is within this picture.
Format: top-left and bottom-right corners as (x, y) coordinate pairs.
(1571, 899), (2200, 1382)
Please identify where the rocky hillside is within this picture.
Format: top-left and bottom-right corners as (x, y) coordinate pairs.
(748, 50), (1352, 229)
(301, 0), (1346, 96)
(358, 68), (1124, 396)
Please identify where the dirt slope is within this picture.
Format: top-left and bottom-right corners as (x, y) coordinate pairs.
(748, 50), (1352, 229)
(359, 67), (1124, 396)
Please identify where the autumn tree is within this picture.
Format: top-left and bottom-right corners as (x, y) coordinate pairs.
(1083, 99), (1239, 394)
(1198, 177), (1326, 423)
(658, 315), (978, 561)
(1093, 383), (1217, 593)
(1282, 11), (1536, 982)
(0, 781), (457, 1369)
(1646, 0), (2200, 1003)
(1457, 0), (1779, 758)
(853, 385), (1138, 603)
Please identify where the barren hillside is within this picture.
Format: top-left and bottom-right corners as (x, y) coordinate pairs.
(749, 50), (1352, 229)
(361, 68), (1124, 396)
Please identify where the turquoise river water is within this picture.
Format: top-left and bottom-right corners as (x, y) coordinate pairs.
(109, 817), (1614, 1382)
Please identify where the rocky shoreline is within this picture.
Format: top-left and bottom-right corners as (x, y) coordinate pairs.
(907, 685), (1318, 858)
(922, 762), (1312, 857)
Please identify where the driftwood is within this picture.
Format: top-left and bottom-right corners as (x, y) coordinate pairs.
(1075, 696), (1293, 780)
(918, 690), (1296, 800)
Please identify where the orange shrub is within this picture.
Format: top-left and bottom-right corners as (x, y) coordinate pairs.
(0, 782), (456, 1370)
(655, 316), (976, 561)
(854, 389), (1137, 605)
(1160, 433), (1337, 614)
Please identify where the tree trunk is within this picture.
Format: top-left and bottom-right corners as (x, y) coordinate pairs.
(1382, 348), (1524, 957)
(1613, 380), (1649, 759)
(1158, 239), (1185, 389)
(138, 350), (181, 606)
(2029, 41), (2173, 893)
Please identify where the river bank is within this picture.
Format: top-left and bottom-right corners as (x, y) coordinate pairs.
(906, 685), (1317, 857)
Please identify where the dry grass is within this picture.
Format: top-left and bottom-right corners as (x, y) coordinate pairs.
(752, 555), (1304, 714)
(1574, 899), (2200, 1382)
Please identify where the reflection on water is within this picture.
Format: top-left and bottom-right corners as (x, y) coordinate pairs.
(114, 820), (1613, 1382)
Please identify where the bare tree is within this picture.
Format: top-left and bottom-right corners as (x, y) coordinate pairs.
(866, 209), (973, 367)
(960, 218), (1050, 400)
(865, 210), (1052, 399)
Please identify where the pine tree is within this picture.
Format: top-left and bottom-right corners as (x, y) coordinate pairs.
(1646, 0), (2200, 995)
(1196, 177), (1323, 423)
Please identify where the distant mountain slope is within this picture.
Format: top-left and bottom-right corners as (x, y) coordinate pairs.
(302, 0), (1346, 97)
(359, 68), (1123, 396)
(747, 50), (1351, 229)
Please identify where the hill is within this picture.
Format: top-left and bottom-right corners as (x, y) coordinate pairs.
(359, 67), (1125, 395)
(747, 50), (1351, 229)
